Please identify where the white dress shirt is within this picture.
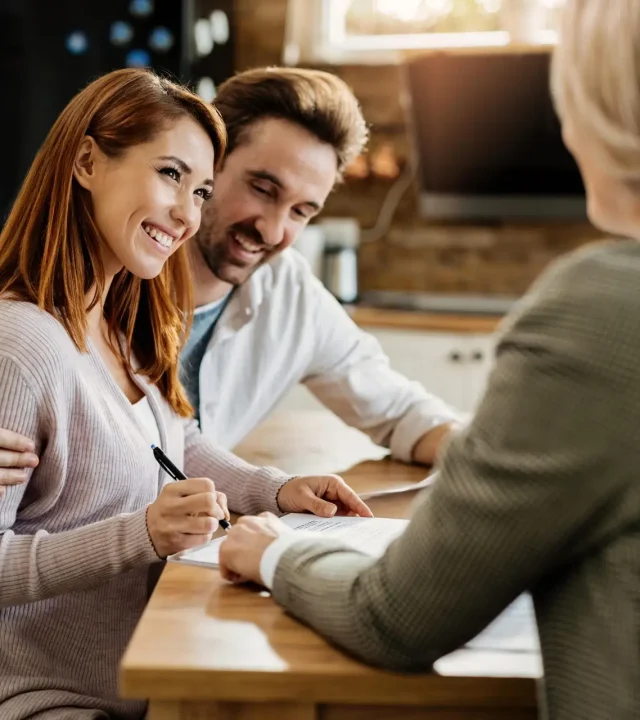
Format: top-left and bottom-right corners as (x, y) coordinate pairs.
(194, 248), (462, 459)
(260, 532), (302, 589)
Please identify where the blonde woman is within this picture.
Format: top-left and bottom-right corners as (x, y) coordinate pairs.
(219, 1), (640, 716)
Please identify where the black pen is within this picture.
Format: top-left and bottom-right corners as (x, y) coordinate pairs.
(151, 444), (231, 531)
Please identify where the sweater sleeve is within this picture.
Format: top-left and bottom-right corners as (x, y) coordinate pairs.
(271, 248), (638, 670)
(182, 417), (291, 515)
(0, 358), (159, 609)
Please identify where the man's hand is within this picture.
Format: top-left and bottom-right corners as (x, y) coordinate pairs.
(0, 429), (39, 498)
(276, 474), (373, 518)
(411, 423), (454, 466)
(219, 512), (290, 585)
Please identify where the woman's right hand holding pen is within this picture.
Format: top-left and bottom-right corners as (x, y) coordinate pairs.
(146, 478), (229, 558)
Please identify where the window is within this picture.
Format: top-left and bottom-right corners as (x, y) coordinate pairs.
(284, 0), (565, 65)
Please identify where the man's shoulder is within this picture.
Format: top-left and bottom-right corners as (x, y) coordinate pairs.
(263, 248), (318, 284)
(251, 249), (326, 304)
(243, 249), (354, 342)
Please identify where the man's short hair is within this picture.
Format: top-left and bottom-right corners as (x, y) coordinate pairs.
(214, 67), (368, 180)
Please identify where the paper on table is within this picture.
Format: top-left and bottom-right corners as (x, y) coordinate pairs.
(465, 594), (540, 653)
(169, 513), (409, 569)
(359, 471), (438, 500)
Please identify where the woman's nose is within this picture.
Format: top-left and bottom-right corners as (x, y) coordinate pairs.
(171, 194), (200, 234)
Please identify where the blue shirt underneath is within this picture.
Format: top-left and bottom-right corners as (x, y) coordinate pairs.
(180, 293), (231, 420)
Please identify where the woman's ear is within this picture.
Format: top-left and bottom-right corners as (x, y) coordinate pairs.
(73, 136), (99, 190)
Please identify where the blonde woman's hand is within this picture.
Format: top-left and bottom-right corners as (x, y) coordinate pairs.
(219, 512), (291, 585)
(146, 478), (229, 558)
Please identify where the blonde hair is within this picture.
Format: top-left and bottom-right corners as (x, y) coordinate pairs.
(552, 0), (640, 179)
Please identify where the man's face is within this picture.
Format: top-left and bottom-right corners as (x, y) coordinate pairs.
(194, 117), (338, 286)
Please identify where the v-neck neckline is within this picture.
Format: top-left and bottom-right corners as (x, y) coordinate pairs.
(86, 335), (143, 406)
(85, 336), (169, 491)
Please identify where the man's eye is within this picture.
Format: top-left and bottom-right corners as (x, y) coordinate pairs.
(196, 188), (213, 201)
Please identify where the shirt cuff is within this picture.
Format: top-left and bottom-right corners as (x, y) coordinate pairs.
(390, 407), (469, 463)
(259, 532), (305, 589)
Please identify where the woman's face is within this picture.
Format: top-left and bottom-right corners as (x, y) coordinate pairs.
(563, 116), (640, 239)
(75, 115), (215, 280)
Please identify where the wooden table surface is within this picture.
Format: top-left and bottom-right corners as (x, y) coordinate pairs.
(120, 412), (539, 720)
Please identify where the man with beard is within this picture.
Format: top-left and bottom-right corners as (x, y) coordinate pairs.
(0, 67), (462, 496)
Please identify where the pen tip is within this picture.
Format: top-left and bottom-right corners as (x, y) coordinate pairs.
(150, 444), (156, 449)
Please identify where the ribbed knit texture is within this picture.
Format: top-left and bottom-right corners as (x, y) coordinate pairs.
(273, 241), (640, 720)
(0, 301), (290, 720)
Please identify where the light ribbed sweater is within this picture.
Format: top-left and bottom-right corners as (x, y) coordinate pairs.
(0, 300), (291, 720)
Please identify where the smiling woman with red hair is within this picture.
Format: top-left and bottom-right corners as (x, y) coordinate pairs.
(0, 68), (369, 720)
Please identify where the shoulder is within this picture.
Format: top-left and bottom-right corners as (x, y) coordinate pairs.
(502, 240), (640, 365)
(251, 248), (331, 308)
(0, 300), (76, 379)
(264, 248), (318, 287)
(514, 240), (640, 317)
(535, 239), (639, 296)
(242, 249), (355, 346)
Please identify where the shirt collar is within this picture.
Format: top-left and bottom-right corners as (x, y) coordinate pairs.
(234, 261), (274, 318)
(194, 292), (231, 316)
(214, 261), (274, 340)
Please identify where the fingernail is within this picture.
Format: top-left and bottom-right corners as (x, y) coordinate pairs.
(24, 442), (35, 452)
(27, 454), (38, 466)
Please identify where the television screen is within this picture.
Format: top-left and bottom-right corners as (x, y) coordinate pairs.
(406, 50), (586, 220)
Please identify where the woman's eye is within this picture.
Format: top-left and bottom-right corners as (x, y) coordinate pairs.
(160, 167), (180, 182)
(252, 184), (269, 196)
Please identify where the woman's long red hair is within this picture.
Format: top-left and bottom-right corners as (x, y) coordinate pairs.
(0, 68), (226, 416)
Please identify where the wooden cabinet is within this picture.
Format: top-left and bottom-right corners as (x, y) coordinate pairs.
(276, 327), (498, 415)
(367, 328), (497, 413)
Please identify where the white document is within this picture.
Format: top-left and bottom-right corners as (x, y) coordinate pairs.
(359, 472), (438, 500)
(169, 513), (409, 569)
(465, 594), (540, 653)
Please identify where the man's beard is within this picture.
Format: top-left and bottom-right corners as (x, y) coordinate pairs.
(195, 218), (268, 286)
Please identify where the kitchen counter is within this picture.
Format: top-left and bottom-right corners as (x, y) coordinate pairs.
(349, 305), (504, 334)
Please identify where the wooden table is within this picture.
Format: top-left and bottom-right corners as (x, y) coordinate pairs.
(120, 412), (539, 719)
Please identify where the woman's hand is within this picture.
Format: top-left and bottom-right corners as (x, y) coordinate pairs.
(219, 512), (291, 585)
(146, 478), (229, 558)
(0, 429), (39, 498)
(277, 474), (373, 518)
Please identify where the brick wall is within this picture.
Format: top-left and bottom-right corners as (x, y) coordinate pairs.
(233, 0), (604, 297)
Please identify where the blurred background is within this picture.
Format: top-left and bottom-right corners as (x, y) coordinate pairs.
(0, 0), (605, 312)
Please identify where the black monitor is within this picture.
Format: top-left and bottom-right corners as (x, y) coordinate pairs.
(405, 50), (586, 221)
